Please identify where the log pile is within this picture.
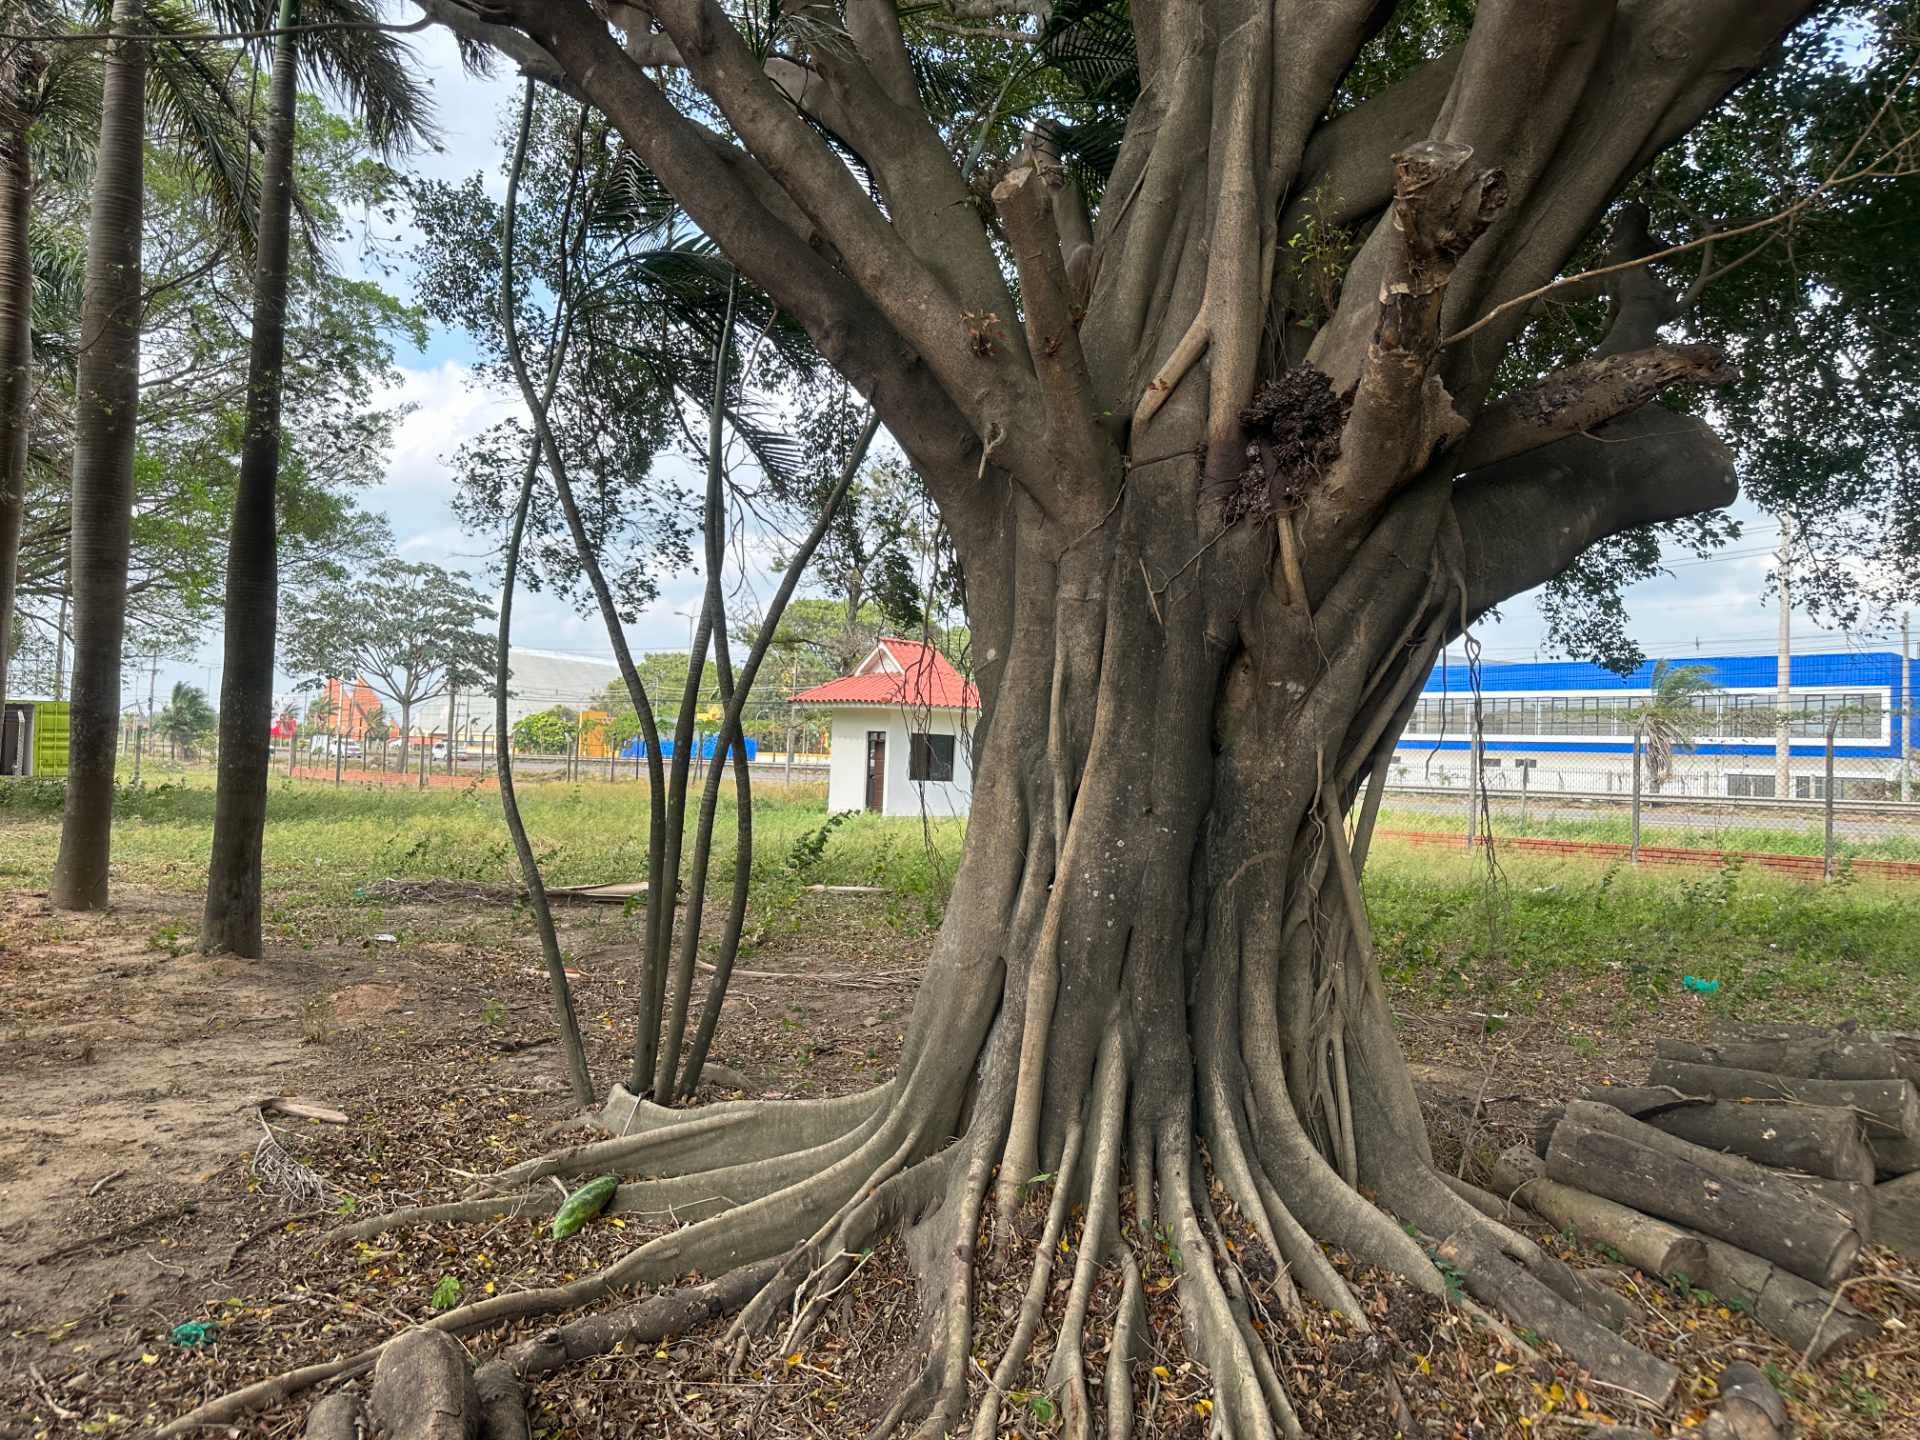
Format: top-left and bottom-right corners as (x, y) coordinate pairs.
(1487, 1022), (1920, 1366)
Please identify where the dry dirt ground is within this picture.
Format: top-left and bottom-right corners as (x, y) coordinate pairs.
(0, 884), (1914, 1439)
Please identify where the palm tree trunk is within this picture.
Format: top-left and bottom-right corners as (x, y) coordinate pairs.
(51, 0), (143, 911)
(0, 47), (37, 740)
(202, 0), (300, 953)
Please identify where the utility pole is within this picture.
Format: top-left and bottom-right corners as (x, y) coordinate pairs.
(1904, 611), (1912, 805)
(1775, 515), (1793, 802)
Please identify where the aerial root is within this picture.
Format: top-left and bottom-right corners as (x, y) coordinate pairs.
(902, 1121), (996, 1440)
(968, 1112), (1086, 1440)
(1044, 1026), (1129, 1438)
(1104, 1248), (1146, 1440)
(724, 1122), (932, 1364)
(469, 1082), (890, 1198)
(1161, 1127), (1299, 1440)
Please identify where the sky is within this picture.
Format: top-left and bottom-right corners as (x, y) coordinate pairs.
(140, 20), (1916, 719)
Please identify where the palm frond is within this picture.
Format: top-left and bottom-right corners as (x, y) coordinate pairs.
(278, 0), (434, 156)
(141, 0), (264, 258)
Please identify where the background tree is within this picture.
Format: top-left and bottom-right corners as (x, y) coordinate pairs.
(1631, 659), (1718, 793)
(50, 0), (325, 909)
(511, 704), (578, 755)
(281, 559), (494, 771)
(202, 0), (429, 957)
(154, 677), (213, 758)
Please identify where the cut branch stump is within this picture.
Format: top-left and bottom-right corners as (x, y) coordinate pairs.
(371, 1329), (479, 1440)
(1701, 1360), (1789, 1440)
(1584, 1084), (1876, 1182)
(1545, 1102), (1860, 1288)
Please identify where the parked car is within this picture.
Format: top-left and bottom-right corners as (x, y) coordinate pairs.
(307, 735), (363, 758)
(431, 740), (450, 761)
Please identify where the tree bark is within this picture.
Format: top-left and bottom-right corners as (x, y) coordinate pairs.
(51, 0), (144, 911)
(0, 50), (36, 734)
(203, 0), (300, 955)
(1686, 1234), (1879, 1362)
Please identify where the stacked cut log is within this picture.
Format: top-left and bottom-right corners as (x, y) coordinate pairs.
(1489, 1022), (1920, 1366)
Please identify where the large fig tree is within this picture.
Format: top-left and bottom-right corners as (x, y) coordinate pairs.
(169, 1), (1920, 1435)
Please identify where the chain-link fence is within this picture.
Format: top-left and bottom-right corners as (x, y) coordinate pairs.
(1381, 728), (1920, 879)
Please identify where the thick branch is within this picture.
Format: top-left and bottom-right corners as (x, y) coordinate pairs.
(637, 0), (1044, 458)
(1283, 47), (1460, 237)
(1453, 405), (1737, 618)
(993, 162), (1113, 510)
(490, 8), (991, 524)
(1449, 341), (1734, 474)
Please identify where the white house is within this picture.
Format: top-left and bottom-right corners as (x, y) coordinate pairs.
(790, 638), (980, 817)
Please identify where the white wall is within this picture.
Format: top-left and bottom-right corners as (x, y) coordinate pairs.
(827, 708), (976, 817)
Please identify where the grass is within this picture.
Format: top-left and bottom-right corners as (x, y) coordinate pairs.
(6, 769), (1920, 1029)
(1376, 802), (1920, 862)
(0, 769), (964, 944)
(1367, 840), (1920, 1029)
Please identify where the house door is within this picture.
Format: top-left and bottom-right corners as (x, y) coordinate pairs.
(865, 731), (886, 812)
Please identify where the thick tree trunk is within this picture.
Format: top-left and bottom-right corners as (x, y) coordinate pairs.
(203, 0), (299, 955)
(0, 60), (35, 732)
(51, 0), (144, 911)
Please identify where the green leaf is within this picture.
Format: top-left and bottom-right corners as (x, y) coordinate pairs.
(430, 1275), (462, 1311)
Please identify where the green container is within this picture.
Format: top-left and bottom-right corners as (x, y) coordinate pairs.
(31, 701), (69, 776)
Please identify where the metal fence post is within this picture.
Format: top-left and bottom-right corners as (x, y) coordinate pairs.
(1519, 758), (1530, 831)
(1824, 714), (1839, 879)
(1630, 723), (1643, 864)
(133, 727), (143, 785)
(333, 720), (343, 787)
(1465, 725), (1482, 850)
(419, 731), (429, 789)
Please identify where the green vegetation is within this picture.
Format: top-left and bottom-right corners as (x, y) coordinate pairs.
(1367, 843), (1920, 1028)
(4, 775), (1918, 1030)
(1377, 803), (1920, 863)
(0, 772), (963, 943)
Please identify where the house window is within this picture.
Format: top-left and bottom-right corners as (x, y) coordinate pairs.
(1727, 773), (1777, 799)
(909, 732), (955, 783)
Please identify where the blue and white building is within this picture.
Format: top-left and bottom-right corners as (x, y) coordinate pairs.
(1391, 651), (1916, 801)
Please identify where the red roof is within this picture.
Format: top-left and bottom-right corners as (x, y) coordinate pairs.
(788, 638), (980, 711)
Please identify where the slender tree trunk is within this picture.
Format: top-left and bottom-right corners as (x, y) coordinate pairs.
(51, 0), (144, 911)
(202, 0), (300, 954)
(396, 699), (411, 774)
(0, 49), (37, 731)
(495, 80), (594, 1108)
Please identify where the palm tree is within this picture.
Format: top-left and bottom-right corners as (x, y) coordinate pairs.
(49, 0), (147, 909)
(0, 4), (94, 747)
(1632, 659), (1719, 793)
(201, 0), (428, 954)
(46, 0), (349, 911)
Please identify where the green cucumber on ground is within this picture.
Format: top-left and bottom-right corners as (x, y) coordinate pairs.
(550, 1174), (619, 1240)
